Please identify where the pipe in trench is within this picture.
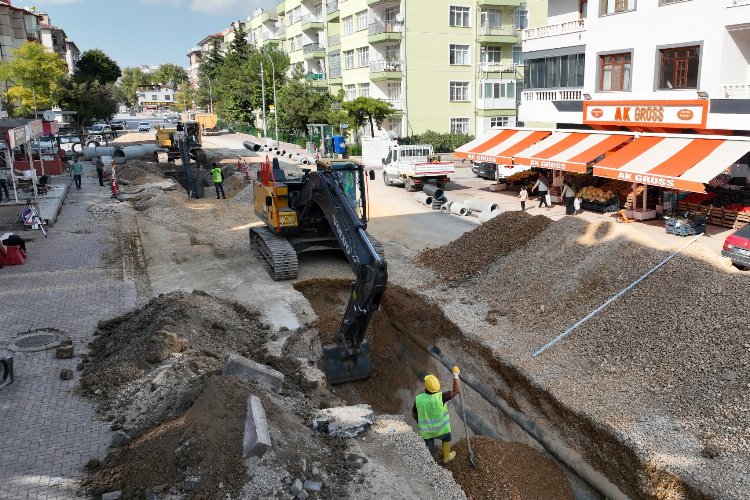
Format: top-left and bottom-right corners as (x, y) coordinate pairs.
(390, 318), (628, 500)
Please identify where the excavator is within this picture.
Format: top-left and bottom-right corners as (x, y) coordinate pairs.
(155, 120), (207, 165)
(251, 157), (387, 384)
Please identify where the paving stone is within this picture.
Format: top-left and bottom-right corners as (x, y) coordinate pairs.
(303, 480), (322, 492)
(55, 345), (74, 359)
(101, 491), (122, 500)
(296, 490), (309, 500)
(60, 368), (73, 380)
(223, 353), (284, 392)
(290, 478), (303, 496)
(243, 395), (272, 458)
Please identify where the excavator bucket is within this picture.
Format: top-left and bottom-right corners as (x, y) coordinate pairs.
(323, 340), (372, 384)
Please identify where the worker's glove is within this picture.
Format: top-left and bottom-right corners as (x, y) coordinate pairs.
(453, 366), (460, 379)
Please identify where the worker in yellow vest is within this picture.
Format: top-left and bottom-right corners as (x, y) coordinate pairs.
(210, 163), (226, 199)
(412, 366), (461, 464)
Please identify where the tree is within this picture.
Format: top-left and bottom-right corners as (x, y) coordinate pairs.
(277, 79), (337, 134)
(0, 41), (67, 118)
(57, 79), (118, 133)
(174, 84), (196, 112)
(227, 23), (250, 58)
(342, 97), (395, 138)
(195, 39), (224, 111)
(151, 63), (188, 87)
(74, 49), (121, 85)
(117, 67), (150, 108)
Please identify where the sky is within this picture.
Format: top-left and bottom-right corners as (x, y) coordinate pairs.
(26, 0), (277, 68)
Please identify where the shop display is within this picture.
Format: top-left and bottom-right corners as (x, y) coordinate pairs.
(665, 213), (707, 236)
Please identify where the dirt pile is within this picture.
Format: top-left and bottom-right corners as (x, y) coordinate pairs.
(80, 290), (268, 436)
(445, 437), (574, 500)
(418, 211), (552, 280)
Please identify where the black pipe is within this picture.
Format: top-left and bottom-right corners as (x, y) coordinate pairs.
(243, 141), (261, 152)
(423, 185), (445, 200)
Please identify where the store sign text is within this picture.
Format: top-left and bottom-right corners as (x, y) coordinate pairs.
(529, 159), (567, 170)
(583, 100), (707, 129)
(467, 153), (496, 162)
(616, 172), (675, 187)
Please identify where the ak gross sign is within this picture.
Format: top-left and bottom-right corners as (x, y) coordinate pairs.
(583, 100), (707, 129)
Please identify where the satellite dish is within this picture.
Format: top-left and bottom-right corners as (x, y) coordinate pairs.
(42, 110), (56, 122)
(395, 13), (404, 22)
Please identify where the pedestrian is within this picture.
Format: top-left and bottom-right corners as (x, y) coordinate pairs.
(531, 173), (550, 209)
(236, 155), (242, 172)
(96, 159), (105, 187)
(70, 157), (83, 190)
(561, 175), (577, 215)
(518, 187), (528, 211)
(412, 366), (461, 464)
(0, 167), (10, 202)
(210, 163), (226, 199)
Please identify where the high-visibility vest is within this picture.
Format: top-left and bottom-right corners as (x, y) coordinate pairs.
(415, 391), (451, 439)
(211, 167), (223, 183)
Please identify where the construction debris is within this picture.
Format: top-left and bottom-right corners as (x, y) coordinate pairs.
(224, 353), (284, 393)
(312, 404), (375, 438)
(243, 395), (272, 458)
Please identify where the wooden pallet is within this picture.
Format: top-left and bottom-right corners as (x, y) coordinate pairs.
(734, 211), (750, 230)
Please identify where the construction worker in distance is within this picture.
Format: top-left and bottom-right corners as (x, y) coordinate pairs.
(412, 366), (461, 464)
(210, 163), (226, 199)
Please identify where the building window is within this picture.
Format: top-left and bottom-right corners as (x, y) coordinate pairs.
(480, 46), (501, 64)
(449, 81), (470, 102)
(345, 84), (356, 101)
(524, 54), (585, 89)
(387, 82), (401, 101)
(385, 43), (400, 63)
(356, 46), (369, 67)
(659, 46), (699, 89)
(152, 94), (158, 100)
(164, 95), (171, 101)
(490, 116), (510, 127)
(355, 10), (368, 31)
(358, 83), (370, 97)
(449, 6), (470, 27)
(343, 50), (354, 69)
(343, 16), (353, 35)
(329, 52), (341, 78)
(450, 117), (470, 134)
(480, 9), (501, 33)
(449, 44), (470, 65)
(512, 45), (524, 65)
(515, 8), (528, 29)
(601, 0), (635, 15)
(600, 52), (631, 91)
(481, 81), (514, 99)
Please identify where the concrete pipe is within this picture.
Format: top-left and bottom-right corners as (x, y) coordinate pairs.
(71, 143), (84, 154)
(243, 141), (261, 152)
(422, 185), (445, 200)
(415, 192), (434, 206)
(82, 146), (116, 160)
(440, 201), (453, 213)
(463, 199), (500, 213)
(478, 208), (501, 223)
(450, 203), (468, 216)
(113, 144), (159, 160)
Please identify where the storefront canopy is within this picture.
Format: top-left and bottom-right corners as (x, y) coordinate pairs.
(512, 131), (634, 173)
(455, 128), (551, 164)
(593, 134), (750, 193)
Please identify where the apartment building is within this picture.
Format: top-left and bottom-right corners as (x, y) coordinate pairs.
(137, 84), (175, 110)
(0, 0), (40, 63)
(37, 12), (80, 75)
(248, 8), (284, 49)
(187, 47), (201, 87)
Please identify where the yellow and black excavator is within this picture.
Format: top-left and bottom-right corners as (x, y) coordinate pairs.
(250, 157), (387, 384)
(155, 121), (207, 164)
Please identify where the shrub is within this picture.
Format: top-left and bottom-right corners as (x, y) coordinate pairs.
(399, 130), (474, 153)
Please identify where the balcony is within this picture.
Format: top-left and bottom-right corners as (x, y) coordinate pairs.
(305, 72), (328, 88)
(382, 98), (404, 110)
(326, 0), (339, 21)
(478, 62), (521, 74)
(328, 34), (340, 50)
(370, 59), (403, 81)
(303, 43), (326, 60)
(478, 24), (520, 44)
(258, 10), (278, 24)
(729, 0), (750, 5)
(263, 31), (281, 45)
(720, 83), (750, 98)
(522, 89), (582, 101)
(301, 12), (324, 31)
(478, 0), (522, 5)
(477, 97), (516, 110)
(368, 0), (400, 5)
(368, 20), (403, 44)
(523, 19), (585, 41)
(276, 1), (285, 16)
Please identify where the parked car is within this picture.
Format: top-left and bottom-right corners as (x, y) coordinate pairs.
(110, 120), (124, 130)
(472, 161), (497, 180)
(722, 224), (750, 270)
(90, 123), (112, 134)
(138, 122), (151, 132)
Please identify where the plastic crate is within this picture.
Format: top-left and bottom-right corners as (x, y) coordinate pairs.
(580, 199), (620, 213)
(665, 218), (706, 236)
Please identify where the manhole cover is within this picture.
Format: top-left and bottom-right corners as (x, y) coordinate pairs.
(12, 331), (62, 352)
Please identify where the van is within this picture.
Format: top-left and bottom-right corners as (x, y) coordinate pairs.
(138, 122), (151, 132)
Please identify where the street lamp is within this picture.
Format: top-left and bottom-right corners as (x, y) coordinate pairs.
(260, 48), (280, 149)
(207, 76), (214, 114)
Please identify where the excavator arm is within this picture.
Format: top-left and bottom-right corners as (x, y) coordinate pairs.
(295, 168), (388, 384)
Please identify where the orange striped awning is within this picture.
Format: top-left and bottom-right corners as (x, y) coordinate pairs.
(455, 128), (551, 164)
(593, 134), (750, 193)
(513, 131), (634, 173)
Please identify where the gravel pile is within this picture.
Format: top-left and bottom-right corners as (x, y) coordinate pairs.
(417, 211), (552, 280)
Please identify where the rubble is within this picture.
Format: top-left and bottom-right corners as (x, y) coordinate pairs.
(55, 345), (73, 359)
(224, 353), (284, 393)
(243, 395), (272, 458)
(59, 368), (73, 380)
(311, 404), (375, 438)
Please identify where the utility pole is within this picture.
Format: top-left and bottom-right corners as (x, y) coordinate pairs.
(261, 49), (279, 149)
(260, 57), (268, 146)
(207, 76), (214, 114)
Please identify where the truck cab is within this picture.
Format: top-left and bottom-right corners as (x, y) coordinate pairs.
(382, 143), (455, 192)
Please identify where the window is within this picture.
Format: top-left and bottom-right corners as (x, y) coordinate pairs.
(450, 44), (470, 65)
(659, 46), (699, 89)
(358, 83), (370, 97)
(329, 52), (341, 78)
(515, 8), (528, 29)
(343, 50), (354, 69)
(356, 46), (369, 67)
(387, 82), (401, 101)
(164, 95), (171, 101)
(481, 81), (514, 99)
(601, 0), (635, 15)
(343, 16), (353, 35)
(151, 94), (158, 100)
(480, 46), (501, 64)
(385, 6), (400, 24)
(355, 10), (368, 31)
(512, 45), (524, 65)
(490, 116), (510, 127)
(345, 84), (356, 101)
(449, 81), (470, 102)
(600, 52), (631, 91)
(524, 54), (585, 89)
(480, 9), (501, 32)
(385, 43), (400, 63)
(449, 6), (470, 27)
(450, 117), (470, 134)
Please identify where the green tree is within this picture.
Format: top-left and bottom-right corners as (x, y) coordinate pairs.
(342, 97), (395, 138)
(0, 41), (67, 117)
(74, 49), (121, 85)
(57, 79), (118, 133)
(196, 39), (224, 111)
(174, 84), (196, 112)
(277, 79), (337, 134)
(151, 63), (188, 87)
(117, 67), (150, 108)
(227, 23), (250, 58)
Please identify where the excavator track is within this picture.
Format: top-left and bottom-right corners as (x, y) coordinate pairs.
(365, 231), (385, 259)
(250, 226), (299, 281)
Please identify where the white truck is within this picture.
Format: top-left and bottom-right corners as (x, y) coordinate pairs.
(381, 144), (454, 192)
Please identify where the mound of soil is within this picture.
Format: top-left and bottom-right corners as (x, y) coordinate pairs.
(418, 211), (552, 279)
(87, 376), (251, 498)
(445, 437), (573, 500)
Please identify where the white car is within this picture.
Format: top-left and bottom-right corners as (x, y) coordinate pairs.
(138, 122), (151, 132)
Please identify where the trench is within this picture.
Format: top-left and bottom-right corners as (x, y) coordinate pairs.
(294, 278), (709, 500)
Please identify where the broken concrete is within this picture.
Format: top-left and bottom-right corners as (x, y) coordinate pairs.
(59, 368), (73, 380)
(223, 353), (284, 393)
(109, 431), (132, 449)
(55, 345), (73, 359)
(311, 404), (375, 438)
(303, 480), (322, 492)
(101, 491), (122, 500)
(243, 395), (272, 458)
(297, 357), (325, 390)
(290, 478), (303, 496)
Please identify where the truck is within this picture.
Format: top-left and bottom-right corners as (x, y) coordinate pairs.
(181, 112), (219, 135)
(381, 143), (454, 192)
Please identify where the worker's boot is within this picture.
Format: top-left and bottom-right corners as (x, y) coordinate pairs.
(442, 442), (456, 464)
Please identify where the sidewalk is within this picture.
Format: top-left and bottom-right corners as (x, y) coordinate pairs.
(0, 162), (137, 498)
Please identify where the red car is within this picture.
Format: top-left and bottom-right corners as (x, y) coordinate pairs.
(722, 224), (750, 270)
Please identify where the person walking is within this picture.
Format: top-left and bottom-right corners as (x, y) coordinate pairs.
(531, 173), (550, 209)
(70, 157), (84, 190)
(210, 163), (226, 199)
(0, 167), (10, 202)
(518, 187), (528, 211)
(96, 159), (106, 187)
(412, 366), (461, 464)
(561, 175), (577, 215)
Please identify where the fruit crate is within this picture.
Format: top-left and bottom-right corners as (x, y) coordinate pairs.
(732, 211), (750, 230)
(665, 217), (706, 236)
(580, 199), (620, 213)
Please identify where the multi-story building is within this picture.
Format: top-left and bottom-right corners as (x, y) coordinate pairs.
(0, 0), (40, 63)
(278, 0), (328, 89)
(248, 8), (283, 49)
(187, 47), (202, 88)
(65, 39), (80, 75)
(36, 12), (80, 75)
(137, 84), (175, 110)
